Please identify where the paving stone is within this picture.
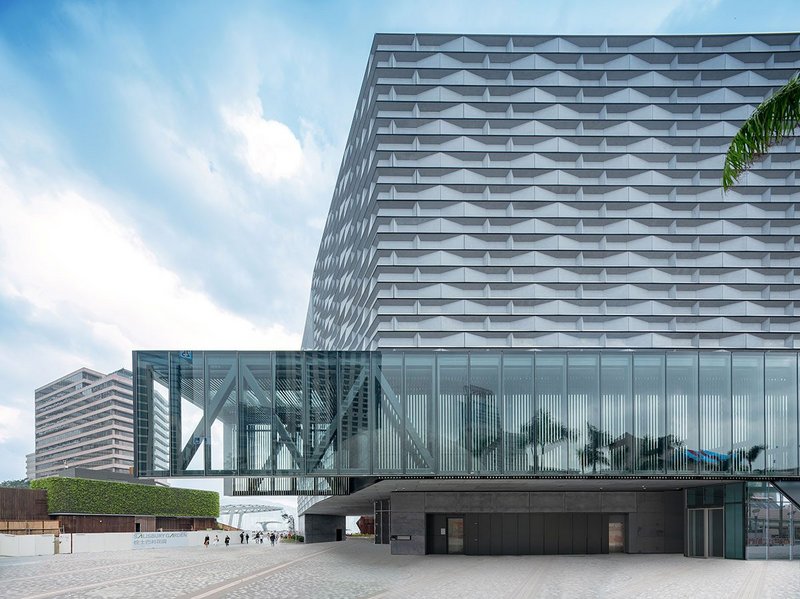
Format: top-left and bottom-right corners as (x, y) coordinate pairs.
(1, 539), (798, 599)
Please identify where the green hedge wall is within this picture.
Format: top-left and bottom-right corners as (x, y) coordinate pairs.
(30, 477), (219, 518)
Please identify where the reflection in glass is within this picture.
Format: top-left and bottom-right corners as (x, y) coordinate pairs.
(274, 353), (303, 473)
(339, 352), (370, 472)
(134, 352), (170, 476)
(469, 354), (501, 473)
(699, 353), (731, 472)
(438, 354), (469, 473)
(732, 354), (765, 473)
(667, 353), (698, 473)
(306, 352), (338, 473)
(373, 353), (402, 472)
(601, 354), (633, 472)
(634, 354), (665, 473)
(534, 354), (568, 472)
(404, 353), (435, 473)
(568, 354), (601, 474)
(503, 355), (534, 473)
(765, 353), (798, 475)
(133, 350), (800, 482)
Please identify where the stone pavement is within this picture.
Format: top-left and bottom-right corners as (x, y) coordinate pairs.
(1, 538), (798, 598)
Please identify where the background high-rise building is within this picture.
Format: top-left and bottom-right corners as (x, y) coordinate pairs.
(25, 452), (36, 481)
(34, 368), (134, 479)
(304, 32), (800, 350)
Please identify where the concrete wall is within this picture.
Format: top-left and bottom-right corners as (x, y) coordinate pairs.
(389, 490), (685, 556)
(0, 531), (214, 557)
(300, 514), (346, 544)
(0, 534), (57, 556)
(390, 493), (426, 555)
(626, 491), (684, 554)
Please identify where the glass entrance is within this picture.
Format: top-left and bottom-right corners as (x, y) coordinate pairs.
(447, 517), (464, 554)
(688, 508), (724, 558)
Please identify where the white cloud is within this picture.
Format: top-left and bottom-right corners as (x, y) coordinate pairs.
(0, 165), (301, 355)
(0, 405), (27, 444)
(223, 99), (304, 182)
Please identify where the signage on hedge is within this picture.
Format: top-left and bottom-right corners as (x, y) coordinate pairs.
(132, 531), (190, 549)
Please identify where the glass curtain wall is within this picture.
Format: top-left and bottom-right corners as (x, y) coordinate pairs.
(746, 482), (799, 560)
(503, 354), (534, 473)
(765, 354), (799, 475)
(633, 354), (665, 473)
(731, 354), (765, 474)
(568, 354), (600, 474)
(134, 350), (800, 478)
(469, 354), (501, 474)
(373, 353), (403, 473)
(699, 353), (731, 473)
(600, 354), (633, 472)
(666, 353), (698, 473)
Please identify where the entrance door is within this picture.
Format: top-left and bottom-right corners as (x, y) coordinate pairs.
(688, 508), (724, 558)
(708, 508), (724, 558)
(447, 517), (464, 554)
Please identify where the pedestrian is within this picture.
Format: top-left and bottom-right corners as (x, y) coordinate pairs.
(225, 535), (230, 547)
(213, 534), (219, 546)
(204, 535), (209, 548)
(270, 532), (276, 546)
(240, 531), (244, 544)
(246, 533), (249, 544)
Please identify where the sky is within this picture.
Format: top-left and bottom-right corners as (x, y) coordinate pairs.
(0, 0), (797, 499)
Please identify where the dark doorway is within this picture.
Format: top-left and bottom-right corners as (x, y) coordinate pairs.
(135, 523), (141, 532)
(336, 528), (343, 542)
(447, 517), (464, 554)
(688, 508), (724, 558)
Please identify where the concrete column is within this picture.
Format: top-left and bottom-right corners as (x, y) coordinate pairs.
(389, 492), (426, 555)
(299, 514), (346, 543)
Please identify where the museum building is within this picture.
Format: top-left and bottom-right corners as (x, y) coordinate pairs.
(135, 32), (800, 559)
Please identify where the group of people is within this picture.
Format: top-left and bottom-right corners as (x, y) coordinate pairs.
(203, 530), (279, 547)
(241, 531), (278, 545)
(203, 534), (230, 547)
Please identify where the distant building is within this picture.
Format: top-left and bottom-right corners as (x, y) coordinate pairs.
(34, 368), (134, 478)
(25, 452), (36, 481)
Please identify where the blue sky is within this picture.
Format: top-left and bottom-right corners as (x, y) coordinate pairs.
(0, 0), (797, 484)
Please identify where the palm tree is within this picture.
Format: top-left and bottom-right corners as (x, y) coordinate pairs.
(579, 424), (610, 474)
(723, 75), (800, 190)
(521, 409), (573, 471)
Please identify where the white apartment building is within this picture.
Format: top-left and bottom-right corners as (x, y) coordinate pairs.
(34, 368), (134, 478)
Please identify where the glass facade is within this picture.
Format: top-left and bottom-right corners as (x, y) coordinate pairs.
(134, 350), (800, 479)
(746, 482), (799, 560)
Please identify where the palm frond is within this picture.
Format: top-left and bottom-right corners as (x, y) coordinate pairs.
(723, 75), (800, 190)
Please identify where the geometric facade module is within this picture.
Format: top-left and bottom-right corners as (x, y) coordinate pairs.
(304, 32), (800, 350)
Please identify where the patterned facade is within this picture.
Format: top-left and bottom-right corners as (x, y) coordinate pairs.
(304, 33), (800, 350)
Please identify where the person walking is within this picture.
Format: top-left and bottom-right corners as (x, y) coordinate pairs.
(213, 534), (219, 546)
(245, 533), (250, 544)
(204, 535), (209, 548)
(224, 535), (230, 547)
(270, 532), (276, 546)
(240, 531), (244, 544)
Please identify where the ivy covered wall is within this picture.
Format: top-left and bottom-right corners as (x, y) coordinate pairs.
(31, 477), (219, 517)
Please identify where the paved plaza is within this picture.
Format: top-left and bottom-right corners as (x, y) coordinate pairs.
(1, 539), (798, 598)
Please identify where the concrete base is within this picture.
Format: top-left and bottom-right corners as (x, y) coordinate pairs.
(300, 514), (346, 544)
(389, 490), (684, 556)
